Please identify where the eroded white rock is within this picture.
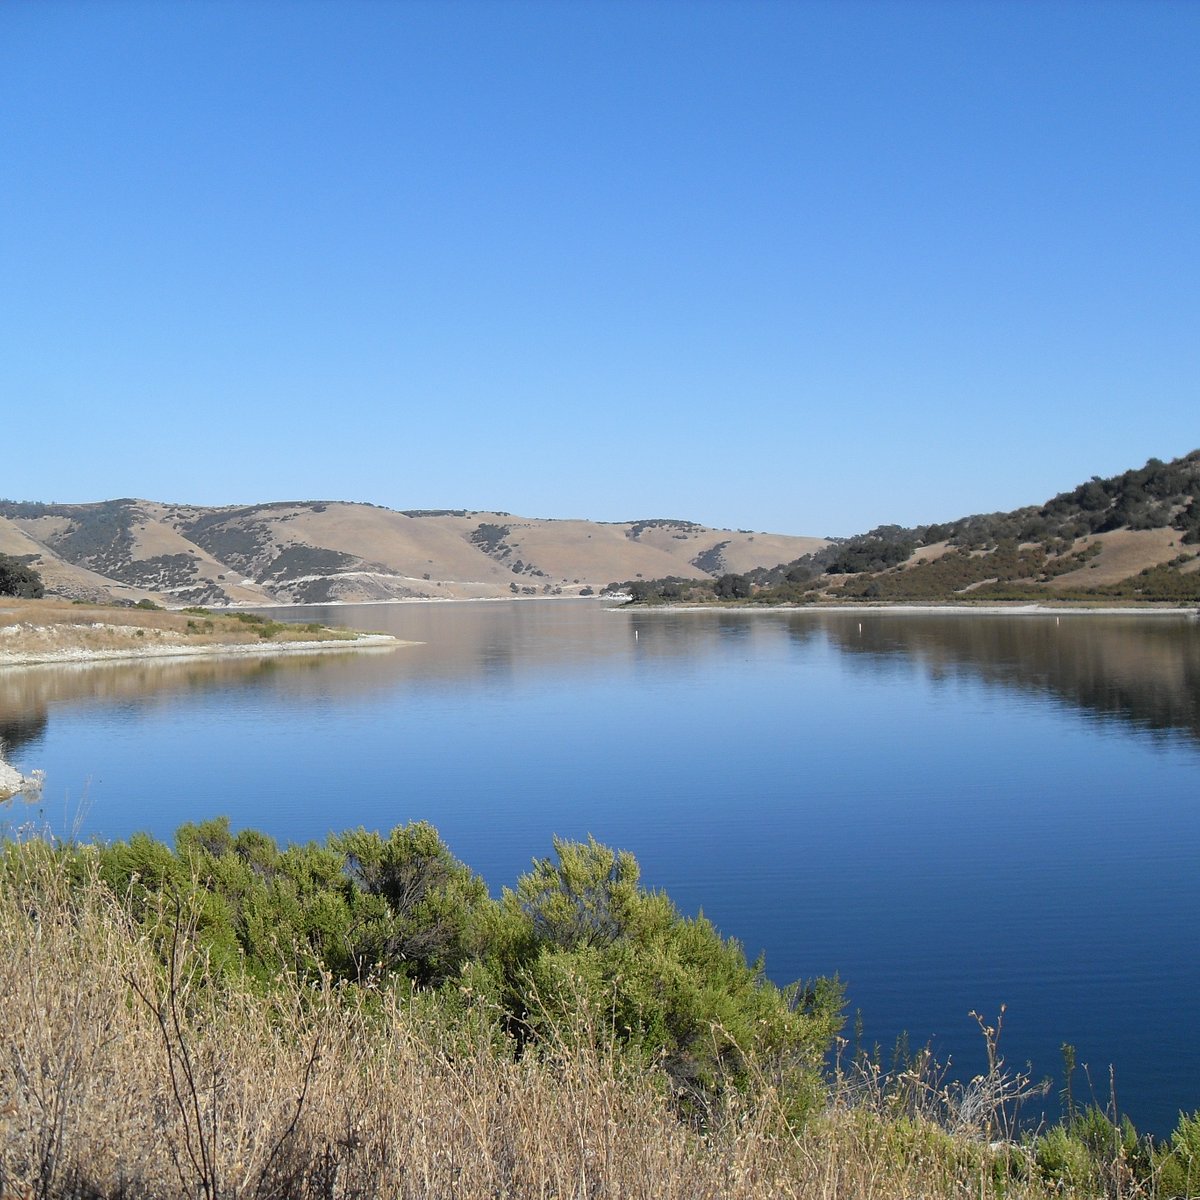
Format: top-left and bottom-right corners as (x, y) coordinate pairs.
(0, 756), (43, 801)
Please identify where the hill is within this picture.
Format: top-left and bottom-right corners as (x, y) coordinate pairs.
(0, 500), (827, 607)
(620, 450), (1200, 606)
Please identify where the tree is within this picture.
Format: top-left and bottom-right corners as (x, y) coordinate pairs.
(714, 573), (752, 600)
(0, 553), (44, 598)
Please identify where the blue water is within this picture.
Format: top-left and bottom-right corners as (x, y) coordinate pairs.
(4, 601), (1199, 1135)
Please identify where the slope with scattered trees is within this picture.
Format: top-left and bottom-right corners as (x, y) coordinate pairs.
(615, 450), (1200, 606)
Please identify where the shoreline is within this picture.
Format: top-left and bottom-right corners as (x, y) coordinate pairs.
(207, 594), (1196, 617)
(620, 602), (1200, 617)
(0, 632), (407, 669)
(216, 593), (603, 610)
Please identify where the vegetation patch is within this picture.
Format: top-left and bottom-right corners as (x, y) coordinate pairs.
(0, 500), (141, 577)
(260, 544), (358, 582)
(691, 540), (731, 574)
(470, 522), (513, 555)
(620, 452), (1200, 608)
(625, 518), (703, 540)
(0, 553), (44, 599)
(1, 828), (1197, 1199)
(175, 513), (273, 574)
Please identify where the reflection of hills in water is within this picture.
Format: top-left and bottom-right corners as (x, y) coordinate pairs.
(626, 609), (1200, 745)
(0, 711), (48, 755)
(818, 613), (1200, 743)
(0, 604), (639, 755)
(3, 603), (1199, 760)
(0, 602), (751, 758)
(0, 650), (394, 759)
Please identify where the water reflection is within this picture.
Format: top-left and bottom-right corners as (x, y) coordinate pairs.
(816, 613), (1200, 742)
(0, 710), (48, 755)
(4, 605), (1199, 754)
(0, 648), (402, 759)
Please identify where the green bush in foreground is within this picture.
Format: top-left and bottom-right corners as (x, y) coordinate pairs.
(38, 819), (843, 1126)
(491, 835), (844, 1122)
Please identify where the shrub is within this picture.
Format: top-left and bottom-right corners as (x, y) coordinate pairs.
(330, 822), (490, 987)
(1032, 1105), (1147, 1195)
(0, 553), (44, 598)
(1156, 1109), (1200, 1197)
(76, 822), (844, 1128)
(495, 835), (844, 1124)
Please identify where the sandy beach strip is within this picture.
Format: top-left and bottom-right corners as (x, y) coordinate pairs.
(0, 632), (407, 669)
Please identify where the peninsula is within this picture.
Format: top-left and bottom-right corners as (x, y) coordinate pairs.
(0, 597), (402, 668)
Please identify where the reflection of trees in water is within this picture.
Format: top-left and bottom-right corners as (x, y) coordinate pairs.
(477, 636), (514, 678)
(0, 711), (49, 754)
(783, 617), (819, 647)
(631, 612), (803, 655)
(822, 615), (1200, 743)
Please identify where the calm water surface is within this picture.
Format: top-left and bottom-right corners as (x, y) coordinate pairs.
(4, 600), (1199, 1134)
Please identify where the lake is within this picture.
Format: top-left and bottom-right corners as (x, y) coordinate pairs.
(3, 600), (1199, 1135)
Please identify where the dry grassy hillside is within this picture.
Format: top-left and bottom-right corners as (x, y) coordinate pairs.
(0, 517), (131, 603)
(1044, 528), (1192, 588)
(0, 500), (826, 607)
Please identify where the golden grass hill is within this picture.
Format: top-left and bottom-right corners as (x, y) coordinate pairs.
(0, 499), (826, 607)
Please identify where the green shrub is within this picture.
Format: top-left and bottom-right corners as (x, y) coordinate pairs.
(495, 835), (843, 1124)
(70, 822), (844, 1128)
(1032, 1106), (1148, 1195)
(330, 822), (490, 986)
(1156, 1109), (1200, 1198)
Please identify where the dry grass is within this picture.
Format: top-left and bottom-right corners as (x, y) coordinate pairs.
(0, 598), (384, 665)
(4, 503), (828, 606)
(0, 848), (1072, 1200)
(1047, 529), (1186, 589)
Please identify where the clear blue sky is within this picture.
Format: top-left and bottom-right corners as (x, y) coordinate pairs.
(3, 0), (1196, 536)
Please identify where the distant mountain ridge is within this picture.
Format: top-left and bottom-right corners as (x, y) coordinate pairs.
(0, 499), (827, 607)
